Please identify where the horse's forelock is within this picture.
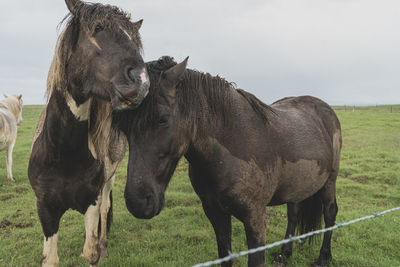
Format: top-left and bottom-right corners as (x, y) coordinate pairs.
(71, 3), (142, 49)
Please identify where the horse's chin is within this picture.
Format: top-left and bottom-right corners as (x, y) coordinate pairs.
(111, 85), (148, 111)
(126, 202), (162, 220)
(110, 93), (142, 110)
(124, 191), (165, 219)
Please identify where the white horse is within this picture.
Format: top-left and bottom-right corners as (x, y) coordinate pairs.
(0, 94), (23, 182)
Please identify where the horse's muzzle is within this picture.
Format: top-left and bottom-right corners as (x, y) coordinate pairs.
(124, 190), (164, 219)
(112, 66), (150, 110)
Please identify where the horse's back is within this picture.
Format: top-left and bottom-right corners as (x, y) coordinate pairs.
(271, 95), (341, 144)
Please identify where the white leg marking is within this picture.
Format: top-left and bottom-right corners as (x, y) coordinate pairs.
(83, 201), (101, 266)
(99, 175), (115, 257)
(42, 233), (59, 267)
(6, 140), (15, 182)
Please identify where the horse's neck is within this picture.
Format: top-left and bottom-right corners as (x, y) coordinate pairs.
(185, 90), (267, 166)
(43, 91), (91, 151)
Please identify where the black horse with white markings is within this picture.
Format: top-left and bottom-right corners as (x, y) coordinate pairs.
(28, 0), (149, 266)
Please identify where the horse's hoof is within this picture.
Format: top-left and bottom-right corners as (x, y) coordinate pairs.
(310, 260), (327, 267)
(7, 177), (15, 182)
(99, 239), (108, 258)
(273, 253), (288, 266)
(100, 248), (108, 258)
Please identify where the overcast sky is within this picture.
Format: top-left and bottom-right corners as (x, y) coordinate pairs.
(1, 0), (399, 105)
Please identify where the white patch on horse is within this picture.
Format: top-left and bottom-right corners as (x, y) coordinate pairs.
(99, 175), (115, 257)
(83, 201), (101, 265)
(140, 71), (148, 84)
(65, 93), (91, 121)
(42, 233), (59, 267)
(120, 27), (132, 41)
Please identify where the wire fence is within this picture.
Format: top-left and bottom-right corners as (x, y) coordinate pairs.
(193, 206), (400, 267)
(333, 105), (400, 113)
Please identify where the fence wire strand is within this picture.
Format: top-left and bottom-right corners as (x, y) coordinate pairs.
(193, 206), (400, 267)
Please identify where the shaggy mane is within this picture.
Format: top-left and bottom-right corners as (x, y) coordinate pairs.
(117, 56), (276, 139)
(123, 56), (258, 136)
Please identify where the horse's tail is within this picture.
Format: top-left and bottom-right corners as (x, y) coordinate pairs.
(296, 190), (323, 242)
(98, 190), (114, 235)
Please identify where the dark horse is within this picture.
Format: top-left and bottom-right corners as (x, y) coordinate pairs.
(28, 0), (149, 266)
(119, 57), (342, 267)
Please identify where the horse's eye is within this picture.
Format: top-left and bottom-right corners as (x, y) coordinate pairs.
(94, 24), (104, 34)
(158, 115), (169, 126)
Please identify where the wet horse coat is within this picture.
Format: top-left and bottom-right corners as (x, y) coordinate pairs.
(28, 0), (149, 266)
(0, 94), (23, 182)
(120, 57), (342, 267)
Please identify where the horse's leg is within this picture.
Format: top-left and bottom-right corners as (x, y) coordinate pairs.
(274, 203), (300, 265)
(99, 175), (115, 258)
(82, 199), (101, 267)
(243, 208), (267, 267)
(37, 201), (64, 267)
(201, 200), (233, 267)
(6, 140), (15, 182)
(314, 177), (338, 266)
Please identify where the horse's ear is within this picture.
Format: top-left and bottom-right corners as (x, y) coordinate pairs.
(3, 94), (7, 98)
(163, 57), (189, 85)
(134, 19), (143, 31)
(18, 94), (22, 100)
(65, 0), (83, 14)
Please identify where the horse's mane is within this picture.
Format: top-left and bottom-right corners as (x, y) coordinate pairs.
(47, 3), (142, 98)
(236, 89), (276, 123)
(119, 56), (276, 138)
(123, 56), (242, 136)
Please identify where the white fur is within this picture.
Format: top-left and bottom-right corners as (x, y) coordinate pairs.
(83, 201), (101, 266)
(99, 175), (115, 257)
(0, 94), (23, 182)
(42, 233), (59, 267)
(65, 92), (91, 121)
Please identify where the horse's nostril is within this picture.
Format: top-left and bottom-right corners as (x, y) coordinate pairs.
(145, 195), (153, 210)
(126, 67), (136, 83)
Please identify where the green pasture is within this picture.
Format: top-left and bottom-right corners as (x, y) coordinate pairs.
(0, 105), (399, 266)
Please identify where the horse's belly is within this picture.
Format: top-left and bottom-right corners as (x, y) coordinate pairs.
(271, 159), (329, 204)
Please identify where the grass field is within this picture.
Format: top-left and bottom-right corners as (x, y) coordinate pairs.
(0, 105), (399, 266)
